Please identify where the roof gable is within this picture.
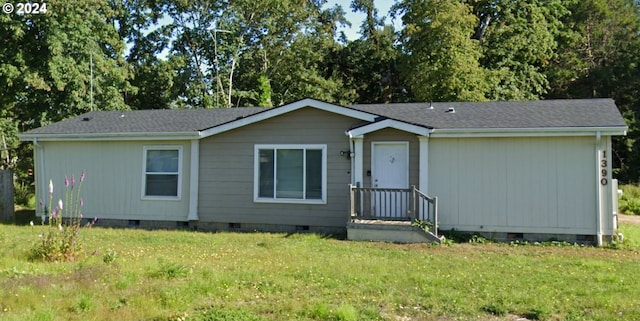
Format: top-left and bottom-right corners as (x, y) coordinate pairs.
(198, 98), (378, 138)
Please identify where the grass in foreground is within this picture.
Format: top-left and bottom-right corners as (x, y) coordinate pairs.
(1, 224), (640, 321)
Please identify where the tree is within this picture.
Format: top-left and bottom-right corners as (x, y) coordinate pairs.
(0, 0), (132, 124)
(1, 0), (133, 181)
(394, 0), (490, 102)
(333, 1), (403, 104)
(471, 0), (569, 100)
(546, 0), (640, 181)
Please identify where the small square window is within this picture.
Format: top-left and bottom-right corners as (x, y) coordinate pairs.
(143, 146), (182, 199)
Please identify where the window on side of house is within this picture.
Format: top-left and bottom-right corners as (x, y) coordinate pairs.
(254, 144), (326, 204)
(143, 146), (182, 199)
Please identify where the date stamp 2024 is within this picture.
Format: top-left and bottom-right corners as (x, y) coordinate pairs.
(2, 2), (47, 15)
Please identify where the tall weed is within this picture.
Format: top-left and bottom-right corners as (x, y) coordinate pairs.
(29, 171), (95, 262)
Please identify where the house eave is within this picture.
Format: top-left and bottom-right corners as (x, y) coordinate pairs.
(429, 126), (628, 138)
(19, 132), (200, 142)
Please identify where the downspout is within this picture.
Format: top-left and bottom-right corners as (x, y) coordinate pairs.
(34, 138), (46, 218)
(187, 139), (200, 221)
(347, 131), (355, 185)
(595, 131), (603, 246)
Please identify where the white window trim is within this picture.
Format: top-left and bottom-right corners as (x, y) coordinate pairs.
(254, 144), (327, 204)
(142, 145), (183, 200)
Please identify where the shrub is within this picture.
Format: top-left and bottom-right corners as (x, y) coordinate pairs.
(14, 183), (35, 208)
(619, 184), (640, 215)
(29, 171), (95, 262)
(103, 248), (118, 264)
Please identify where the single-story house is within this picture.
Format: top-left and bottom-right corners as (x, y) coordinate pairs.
(20, 98), (627, 245)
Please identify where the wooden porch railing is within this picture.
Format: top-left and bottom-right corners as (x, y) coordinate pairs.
(349, 184), (438, 236)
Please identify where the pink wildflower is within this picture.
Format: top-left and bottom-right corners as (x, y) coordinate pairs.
(80, 198), (84, 207)
(39, 199), (44, 208)
(51, 209), (57, 218)
(80, 171), (86, 182)
(71, 175), (76, 187)
(64, 176), (69, 187)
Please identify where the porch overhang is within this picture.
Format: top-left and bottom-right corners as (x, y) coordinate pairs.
(346, 119), (433, 138)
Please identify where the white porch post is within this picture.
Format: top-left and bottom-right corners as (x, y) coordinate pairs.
(418, 135), (429, 194)
(188, 139), (200, 221)
(352, 137), (364, 186)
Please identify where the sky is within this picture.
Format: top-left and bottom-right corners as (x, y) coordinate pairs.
(325, 0), (402, 40)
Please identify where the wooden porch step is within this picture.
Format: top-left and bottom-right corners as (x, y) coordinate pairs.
(347, 220), (442, 244)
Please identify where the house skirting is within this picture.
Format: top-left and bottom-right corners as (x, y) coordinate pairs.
(91, 218), (346, 236)
(453, 230), (610, 244)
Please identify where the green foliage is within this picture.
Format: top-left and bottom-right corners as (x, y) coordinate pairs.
(190, 308), (265, 321)
(71, 295), (94, 313)
(30, 224), (82, 262)
(411, 218), (434, 232)
(617, 222), (640, 249)
(14, 183), (35, 208)
(102, 248), (118, 264)
(619, 184), (640, 215)
(29, 172), (90, 262)
(335, 304), (359, 321)
(522, 307), (551, 321)
(256, 74), (272, 108)
(469, 234), (490, 244)
(396, 0), (490, 102)
(149, 260), (191, 279)
(478, 0), (569, 100)
(481, 300), (508, 316)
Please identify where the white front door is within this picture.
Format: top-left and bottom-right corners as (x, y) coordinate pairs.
(371, 142), (409, 217)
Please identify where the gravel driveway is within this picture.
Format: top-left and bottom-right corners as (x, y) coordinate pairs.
(619, 214), (640, 225)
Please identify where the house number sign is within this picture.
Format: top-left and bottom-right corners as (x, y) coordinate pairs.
(600, 150), (608, 186)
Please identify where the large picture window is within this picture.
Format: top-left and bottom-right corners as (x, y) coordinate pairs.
(255, 144), (326, 203)
(143, 146), (182, 199)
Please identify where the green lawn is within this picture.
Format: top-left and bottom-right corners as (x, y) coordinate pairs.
(1, 223), (640, 321)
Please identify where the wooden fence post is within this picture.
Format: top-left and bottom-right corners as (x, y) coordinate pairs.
(0, 170), (14, 223)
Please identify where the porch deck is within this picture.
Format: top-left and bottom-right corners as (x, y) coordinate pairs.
(348, 185), (441, 243)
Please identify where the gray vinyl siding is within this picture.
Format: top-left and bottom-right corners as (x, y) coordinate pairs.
(36, 140), (191, 221)
(362, 128), (420, 188)
(198, 107), (359, 227)
(429, 136), (598, 235)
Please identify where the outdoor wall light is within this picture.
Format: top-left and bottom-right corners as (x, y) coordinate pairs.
(339, 150), (354, 159)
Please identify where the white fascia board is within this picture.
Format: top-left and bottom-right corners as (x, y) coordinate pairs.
(430, 126), (628, 138)
(19, 132), (200, 142)
(200, 98), (378, 138)
(347, 119), (432, 138)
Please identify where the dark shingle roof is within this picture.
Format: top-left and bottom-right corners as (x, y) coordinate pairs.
(21, 98), (626, 138)
(24, 108), (264, 135)
(351, 98), (626, 129)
